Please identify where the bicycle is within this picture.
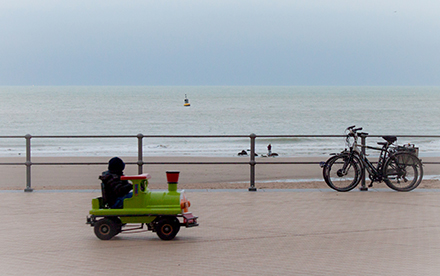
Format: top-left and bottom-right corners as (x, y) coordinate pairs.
(321, 126), (423, 192)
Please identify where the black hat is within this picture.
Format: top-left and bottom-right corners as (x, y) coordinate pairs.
(108, 157), (125, 174)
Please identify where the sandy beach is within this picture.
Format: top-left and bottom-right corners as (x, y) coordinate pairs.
(0, 155), (439, 190)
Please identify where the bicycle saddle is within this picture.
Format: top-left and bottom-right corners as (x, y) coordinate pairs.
(382, 136), (397, 144)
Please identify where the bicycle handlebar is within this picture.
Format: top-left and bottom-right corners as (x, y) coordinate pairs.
(345, 126), (368, 139)
(346, 125), (362, 132)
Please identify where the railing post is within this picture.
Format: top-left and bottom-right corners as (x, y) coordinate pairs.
(24, 134), (33, 192)
(249, 133), (257, 191)
(359, 134), (368, 191)
(137, 133), (143, 174)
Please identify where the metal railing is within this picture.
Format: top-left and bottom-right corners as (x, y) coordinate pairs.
(1, 133), (439, 192)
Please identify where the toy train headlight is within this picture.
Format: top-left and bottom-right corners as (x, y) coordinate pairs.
(180, 192), (191, 213)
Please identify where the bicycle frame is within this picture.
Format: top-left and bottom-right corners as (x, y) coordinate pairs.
(346, 132), (391, 183)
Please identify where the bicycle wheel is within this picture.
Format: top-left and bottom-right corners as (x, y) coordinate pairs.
(383, 152), (423, 191)
(323, 155), (362, 192)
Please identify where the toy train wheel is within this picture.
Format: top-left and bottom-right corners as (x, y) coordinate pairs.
(94, 218), (119, 240)
(155, 217), (180, 240)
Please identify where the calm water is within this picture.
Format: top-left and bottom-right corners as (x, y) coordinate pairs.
(1, 86), (439, 157)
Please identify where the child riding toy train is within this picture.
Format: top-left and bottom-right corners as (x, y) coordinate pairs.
(86, 157), (198, 240)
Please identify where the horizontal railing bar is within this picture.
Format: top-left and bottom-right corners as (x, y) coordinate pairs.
(2, 161), (440, 166)
(368, 135), (440, 138)
(252, 162), (322, 165)
(139, 162), (327, 165)
(31, 163), (109, 165)
(3, 134), (440, 138)
(27, 135), (252, 138)
(29, 162), (251, 165)
(31, 135), (137, 138)
(3, 134), (440, 139)
(253, 135), (345, 138)
(0, 136), (23, 138)
(140, 162), (249, 165)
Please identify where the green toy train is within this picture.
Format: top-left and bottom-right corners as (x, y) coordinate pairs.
(86, 171), (198, 240)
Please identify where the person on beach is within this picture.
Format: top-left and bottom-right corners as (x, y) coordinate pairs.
(238, 150), (248, 156)
(99, 157), (132, 208)
(268, 144), (272, 156)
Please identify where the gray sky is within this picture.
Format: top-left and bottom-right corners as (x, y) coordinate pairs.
(1, 0), (439, 86)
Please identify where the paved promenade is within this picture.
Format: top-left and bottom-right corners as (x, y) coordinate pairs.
(1, 189), (440, 275)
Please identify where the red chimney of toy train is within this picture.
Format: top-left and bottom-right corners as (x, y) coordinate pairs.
(166, 171), (179, 192)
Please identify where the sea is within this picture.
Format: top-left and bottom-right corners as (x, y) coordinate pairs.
(1, 86), (440, 158)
